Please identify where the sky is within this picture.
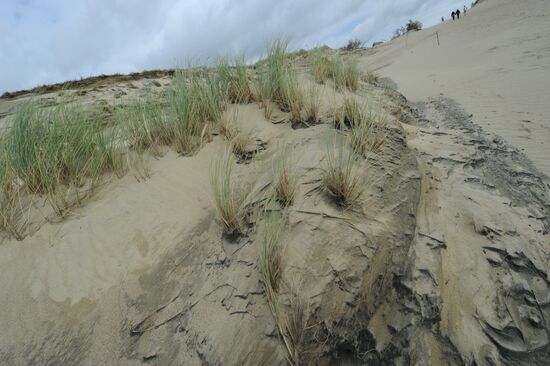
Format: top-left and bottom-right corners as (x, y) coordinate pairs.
(0, 0), (470, 94)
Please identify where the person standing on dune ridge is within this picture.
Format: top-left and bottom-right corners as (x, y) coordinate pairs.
(451, 11), (456, 20)
(456, 8), (461, 19)
(464, 5), (467, 15)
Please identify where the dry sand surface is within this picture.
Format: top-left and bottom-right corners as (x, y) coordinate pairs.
(359, 0), (550, 177)
(0, 1), (549, 365)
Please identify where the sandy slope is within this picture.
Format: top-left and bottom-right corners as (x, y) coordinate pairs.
(0, 2), (549, 364)
(359, 0), (550, 176)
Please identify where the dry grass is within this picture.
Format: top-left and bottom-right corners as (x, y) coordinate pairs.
(311, 52), (331, 84)
(168, 69), (224, 154)
(280, 291), (309, 365)
(273, 146), (298, 206)
(118, 97), (171, 157)
(230, 131), (254, 160)
(216, 55), (253, 104)
(1, 100), (124, 219)
(336, 97), (387, 157)
(256, 40), (304, 120)
(311, 53), (360, 91)
(210, 147), (245, 235)
(218, 109), (240, 140)
(303, 84), (322, 124)
(322, 133), (362, 207)
(258, 210), (286, 296)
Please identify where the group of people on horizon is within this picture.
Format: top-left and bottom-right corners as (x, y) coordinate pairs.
(442, 5), (468, 22)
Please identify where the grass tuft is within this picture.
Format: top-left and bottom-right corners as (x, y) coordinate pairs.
(258, 210), (286, 297)
(210, 147), (245, 235)
(257, 40), (304, 120)
(168, 69), (224, 154)
(336, 97), (387, 157)
(118, 97), (171, 157)
(311, 53), (360, 91)
(322, 133), (362, 207)
(2, 100), (123, 217)
(273, 146), (298, 206)
(216, 55), (253, 104)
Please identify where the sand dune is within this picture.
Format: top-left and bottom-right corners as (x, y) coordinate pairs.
(360, 0), (550, 176)
(0, 2), (549, 365)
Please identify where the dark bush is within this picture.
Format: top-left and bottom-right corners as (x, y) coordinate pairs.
(342, 38), (363, 51)
(406, 19), (423, 32)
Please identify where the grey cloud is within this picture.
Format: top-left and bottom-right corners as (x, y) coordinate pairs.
(0, 0), (469, 93)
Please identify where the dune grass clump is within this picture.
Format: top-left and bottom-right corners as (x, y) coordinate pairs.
(119, 97), (171, 157)
(216, 55), (253, 104)
(168, 69), (224, 154)
(331, 58), (360, 91)
(311, 53), (360, 91)
(0, 152), (25, 240)
(303, 84), (322, 124)
(2, 100), (122, 217)
(273, 146), (298, 206)
(210, 147), (246, 236)
(230, 131), (254, 160)
(258, 210), (286, 298)
(336, 97), (387, 156)
(280, 291), (309, 366)
(257, 40), (304, 120)
(322, 133), (362, 207)
(311, 52), (331, 84)
(219, 109), (240, 141)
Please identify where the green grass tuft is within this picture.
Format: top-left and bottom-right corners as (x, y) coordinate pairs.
(210, 147), (246, 235)
(322, 132), (362, 207)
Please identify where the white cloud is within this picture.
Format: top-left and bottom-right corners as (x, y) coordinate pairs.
(0, 0), (470, 93)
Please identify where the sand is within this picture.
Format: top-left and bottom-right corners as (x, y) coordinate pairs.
(0, 1), (549, 364)
(359, 0), (550, 177)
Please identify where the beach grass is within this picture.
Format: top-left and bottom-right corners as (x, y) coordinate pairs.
(210, 146), (245, 235)
(322, 132), (362, 207)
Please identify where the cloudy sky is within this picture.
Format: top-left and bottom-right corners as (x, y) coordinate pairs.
(1, 0), (469, 93)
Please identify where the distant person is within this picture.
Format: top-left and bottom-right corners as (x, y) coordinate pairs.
(451, 11), (456, 20)
(456, 9), (461, 19)
(464, 5), (467, 15)
(441, 16), (444, 22)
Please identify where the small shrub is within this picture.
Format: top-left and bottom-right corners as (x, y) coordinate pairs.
(210, 147), (245, 235)
(342, 38), (363, 51)
(406, 19), (423, 32)
(322, 133), (362, 207)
